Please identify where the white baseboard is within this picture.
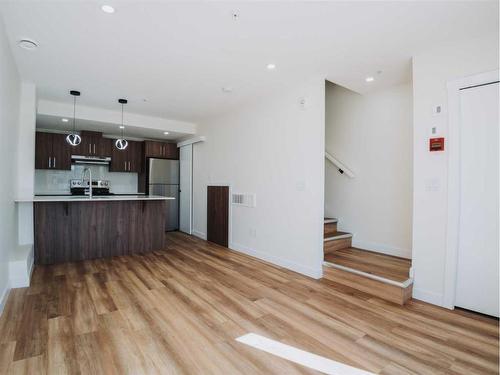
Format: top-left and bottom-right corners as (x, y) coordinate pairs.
(192, 230), (207, 240)
(0, 281), (11, 317)
(351, 239), (411, 259)
(230, 242), (323, 279)
(412, 288), (445, 307)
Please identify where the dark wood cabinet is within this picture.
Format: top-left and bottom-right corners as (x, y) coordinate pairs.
(110, 140), (143, 173)
(207, 186), (229, 247)
(144, 141), (178, 159)
(75, 131), (112, 157)
(35, 132), (71, 170)
(34, 200), (166, 265)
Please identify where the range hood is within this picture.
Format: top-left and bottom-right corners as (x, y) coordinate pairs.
(71, 155), (111, 165)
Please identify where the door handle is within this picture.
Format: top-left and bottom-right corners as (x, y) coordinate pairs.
(53, 157), (56, 168)
(93, 144), (96, 154)
(128, 161), (131, 171)
(124, 161), (126, 171)
(89, 144), (92, 154)
(48, 157), (51, 168)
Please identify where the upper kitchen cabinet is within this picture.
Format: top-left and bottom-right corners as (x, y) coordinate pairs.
(76, 131), (112, 157)
(35, 132), (72, 170)
(144, 141), (179, 159)
(110, 140), (143, 173)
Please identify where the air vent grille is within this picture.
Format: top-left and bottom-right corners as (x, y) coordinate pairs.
(232, 193), (256, 207)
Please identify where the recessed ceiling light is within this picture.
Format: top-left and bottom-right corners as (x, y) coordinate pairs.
(163, 131), (169, 135)
(222, 87), (233, 93)
(119, 125), (125, 129)
(266, 63), (276, 70)
(18, 39), (38, 50)
(61, 118), (69, 122)
(101, 5), (115, 13)
(365, 76), (374, 82)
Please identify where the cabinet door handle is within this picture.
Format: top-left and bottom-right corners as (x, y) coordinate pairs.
(93, 144), (96, 154)
(53, 157), (56, 168)
(89, 144), (92, 154)
(48, 157), (51, 168)
(128, 161), (131, 171)
(124, 161), (126, 171)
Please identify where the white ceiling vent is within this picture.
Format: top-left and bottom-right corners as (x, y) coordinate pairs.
(232, 193), (256, 208)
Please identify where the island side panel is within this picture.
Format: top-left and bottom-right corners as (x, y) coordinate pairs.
(34, 200), (167, 265)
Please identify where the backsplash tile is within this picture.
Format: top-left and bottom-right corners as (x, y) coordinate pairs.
(35, 164), (138, 194)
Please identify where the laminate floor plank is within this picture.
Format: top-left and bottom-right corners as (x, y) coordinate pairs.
(0, 232), (497, 374)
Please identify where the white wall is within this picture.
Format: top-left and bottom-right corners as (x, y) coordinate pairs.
(412, 33), (499, 306)
(16, 82), (36, 246)
(192, 77), (325, 278)
(0, 16), (20, 312)
(325, 82), (412, 258)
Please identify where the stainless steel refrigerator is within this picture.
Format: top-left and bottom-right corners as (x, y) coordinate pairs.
(148, 158), (179, 231)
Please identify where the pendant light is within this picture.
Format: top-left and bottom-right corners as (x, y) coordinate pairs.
(66, 90), (82, 146)
(115, 98), (128, 150)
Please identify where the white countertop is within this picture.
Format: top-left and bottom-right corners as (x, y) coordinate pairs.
(16, 195), (175, 203)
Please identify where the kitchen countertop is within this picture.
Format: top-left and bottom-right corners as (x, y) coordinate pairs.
(16, 195), (175, 203)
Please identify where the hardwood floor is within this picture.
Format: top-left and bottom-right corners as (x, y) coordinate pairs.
(0, 232), (498, 374)
(324, 247), (412, 282)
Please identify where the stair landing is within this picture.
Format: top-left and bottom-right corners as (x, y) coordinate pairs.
(324, 247), (411, 283)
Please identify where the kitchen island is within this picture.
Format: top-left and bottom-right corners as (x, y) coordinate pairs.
(18, 195), (175, 265)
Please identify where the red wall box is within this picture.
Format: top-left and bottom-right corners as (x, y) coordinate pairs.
(429, 137), (445, 152)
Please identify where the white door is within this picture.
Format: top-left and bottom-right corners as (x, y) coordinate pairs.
(455, 81), (499, 317)
(179, 144), (193, 234)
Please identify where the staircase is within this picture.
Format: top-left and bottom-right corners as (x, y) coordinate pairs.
(323, 218), (353, 253)
(323, 218), (413, 305)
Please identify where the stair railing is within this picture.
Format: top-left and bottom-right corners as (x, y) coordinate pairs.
(325, 151), (355, 178)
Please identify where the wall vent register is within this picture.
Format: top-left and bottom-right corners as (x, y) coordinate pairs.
(232, 193), (256, 207)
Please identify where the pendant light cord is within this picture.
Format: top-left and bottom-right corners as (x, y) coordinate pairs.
(121, 103), (124, 138)
(72, 95), (76, 132)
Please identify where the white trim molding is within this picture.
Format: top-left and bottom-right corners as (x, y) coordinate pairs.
(412, 288), (443, 306)
(0, 282), (11, 317)
(443, 69), (499, 309)
(192, 230), (207, 240)
(177, 136), (205, 148)
(231, 242), (323, 279)
(323, 261), (413, 288)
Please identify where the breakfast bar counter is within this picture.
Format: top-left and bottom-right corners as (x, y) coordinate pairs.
(21, 196), (175, 265)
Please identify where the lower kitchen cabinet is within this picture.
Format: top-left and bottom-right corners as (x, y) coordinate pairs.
(34, 200), (166, 265)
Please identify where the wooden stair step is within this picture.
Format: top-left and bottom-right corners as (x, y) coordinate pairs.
(323, 231), (352, 253)
(323, 263), (413, 305)
(323, 218), (338, 237)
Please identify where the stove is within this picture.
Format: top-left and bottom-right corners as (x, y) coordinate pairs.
(70, 179), (113, 196)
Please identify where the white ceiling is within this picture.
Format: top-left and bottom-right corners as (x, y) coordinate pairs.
(0, 1), (498, 123)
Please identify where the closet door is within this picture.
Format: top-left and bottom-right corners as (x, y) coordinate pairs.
(455, 81), (499, 317)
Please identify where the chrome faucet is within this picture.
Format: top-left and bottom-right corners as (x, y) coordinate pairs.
(82, 167), (92, 199)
